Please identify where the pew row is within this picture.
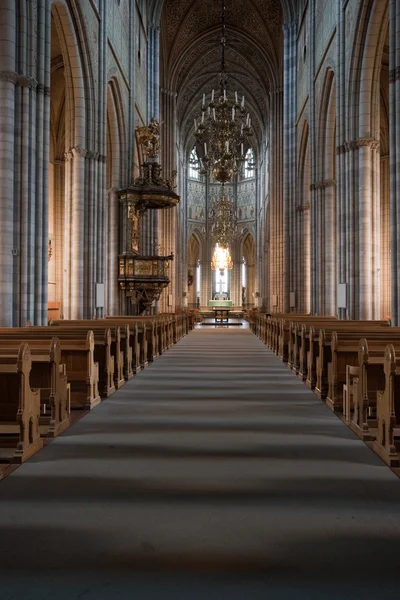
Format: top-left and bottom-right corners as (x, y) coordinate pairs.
(0, 336), (70, 439)
(0, 343), (43, 463)
(349, 337), (400, 442)
(304, 321), (391, 393)
(0, 328), (100, 410)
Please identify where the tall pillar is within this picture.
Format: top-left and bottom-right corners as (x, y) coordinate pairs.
(336, 0), (347, 319)
(0, 2), (16, 325)
(64, 146), (86, 319)
(283, 18), (298, 313)
(268, 88), (284, 313)
(159, 87), (178, 313)
(390, 0), (400, 324)
(381, 155), (391, 319)
(53, 159), (65, 314)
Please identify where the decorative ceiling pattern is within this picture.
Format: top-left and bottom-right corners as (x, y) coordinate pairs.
(160, 0), (284, 153)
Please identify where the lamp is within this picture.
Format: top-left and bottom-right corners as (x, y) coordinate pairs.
(194, 0), (253, 183)
(211, 243), (233, 271)
(209, 183), (237, 248)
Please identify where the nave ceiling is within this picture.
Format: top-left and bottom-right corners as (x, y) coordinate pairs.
(158, 0), (286, 154)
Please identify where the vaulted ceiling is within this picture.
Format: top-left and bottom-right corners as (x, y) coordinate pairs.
(158, 0), (286, 154)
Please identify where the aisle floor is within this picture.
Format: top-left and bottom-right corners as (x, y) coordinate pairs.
(1, 326), (400, 599)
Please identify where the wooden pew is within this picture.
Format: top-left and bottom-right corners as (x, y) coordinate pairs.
(288, 318), (339, 375)
(0, 328), (100, 410)
(0, 343), (43, 463)
(350, 337), (400, 441)
(279, 315), (338, 364)
(50, 320), (124, 390)
(320, 327), (398, 410)
(0, 336), (70, 438)
(373, 344), (400, 467)
(45, 326), (115, 398)
(303, 320), (391, 394)
(105, 317), (156, 363)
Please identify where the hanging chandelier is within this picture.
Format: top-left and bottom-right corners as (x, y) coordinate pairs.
(211, 243), (233, 271)
(193, 0), (253, 183)
(209, 183), (237, 248)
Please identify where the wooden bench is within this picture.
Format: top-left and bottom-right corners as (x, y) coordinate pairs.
(41, 326), (114, 398)
(321, 328), (399, 412)
(288, 318), (339, 374)
(0, 343), (43, 463)
(303, 320), (391, 393)
(350, 337), (400, 441)
(0, 328), (100, 410)
(105, 317), (156, 364)
(50, 320), (125, 390)
(0, 336), (70, 438)
(373, 344), (400, 467)
(278, 315), (338, 363)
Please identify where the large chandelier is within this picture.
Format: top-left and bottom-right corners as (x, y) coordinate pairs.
(211, 243), (233, 271)
(193, 1), (253, 183)
(209, 183), (237, 247)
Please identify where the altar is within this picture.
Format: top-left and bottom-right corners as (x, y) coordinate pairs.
(209, 299), (233, 324)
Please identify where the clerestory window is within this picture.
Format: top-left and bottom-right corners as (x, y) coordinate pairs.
(244, 148), (255, 178)
(189, 147), (200, 180)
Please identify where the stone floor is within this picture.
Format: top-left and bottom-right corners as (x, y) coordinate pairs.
(0, 325), (400, 599)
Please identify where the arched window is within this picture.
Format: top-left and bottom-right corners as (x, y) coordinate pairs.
(189, 147), (200, 180)
(244, 148), (255, 178)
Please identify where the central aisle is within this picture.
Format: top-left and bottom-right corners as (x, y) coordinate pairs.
(1, 326), (400, 598)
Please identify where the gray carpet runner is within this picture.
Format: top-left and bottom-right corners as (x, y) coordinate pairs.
(0, 326), (400, 599)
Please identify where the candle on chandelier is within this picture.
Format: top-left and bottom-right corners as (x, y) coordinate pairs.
(202, 93), (205, 106)
(204, 142), (208, 155)
(235, 91), (238, 103)
(213, 108), (216, 120)
(211, 89), (215, 101)
(223, 89), (226, 101)
(232, 107), (235, 121)
(201, 112), (204, 123)
(241, 96), (245, 107)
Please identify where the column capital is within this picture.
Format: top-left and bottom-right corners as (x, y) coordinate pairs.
(0, 70), (18, 85)
(65, 146), (106, 162)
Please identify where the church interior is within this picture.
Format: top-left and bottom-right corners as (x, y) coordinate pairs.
(1, 0), (400, 597)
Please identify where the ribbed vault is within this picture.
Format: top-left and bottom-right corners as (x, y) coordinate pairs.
(157, 0), (286, 155)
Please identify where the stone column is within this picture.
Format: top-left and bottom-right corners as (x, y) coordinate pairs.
(53, 159), (65, 314)
(107, 187), (119, 315)
(268, 88), (284, 313)
(323, 180), (337, 315)
(390, 0), (400, 324)
(336, 0), (347, 319)
(0, 3), (17, 325)
(357, 138), (381, 319)
(283, 19), (298, 313)
(230, 242), (241, 307)
(381, 155), (391, 319)
(64, 146), (86, 319)
(159, 88), (178, 313)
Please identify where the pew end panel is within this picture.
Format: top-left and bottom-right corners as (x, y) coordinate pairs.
(343, 365), (360, 423)
(0, 344), (44, 463)
(373, 345), (400, 467)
